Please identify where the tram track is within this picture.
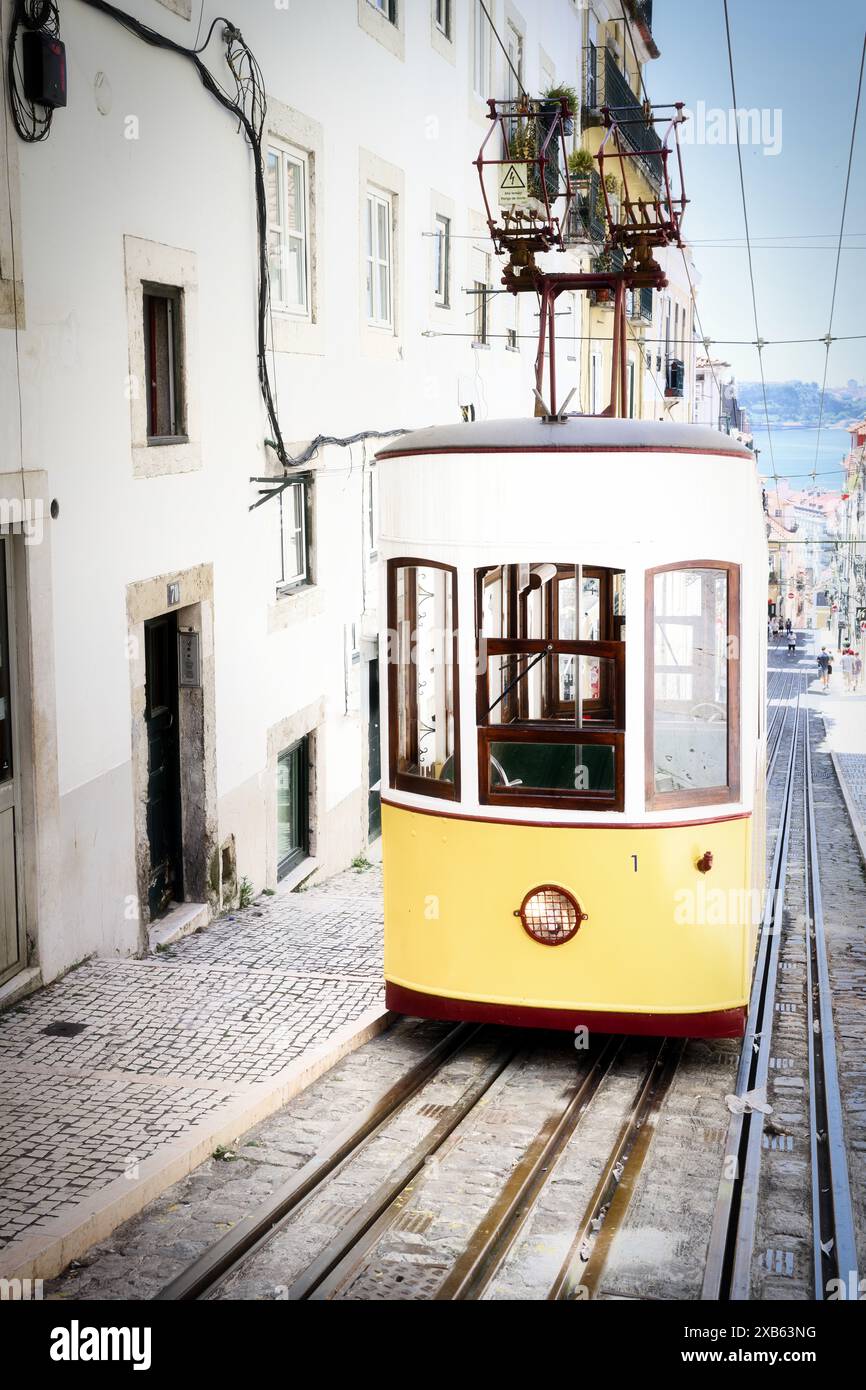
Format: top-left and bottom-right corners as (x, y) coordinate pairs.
(154, 1025), (683, 1302)
(702, 676), (860, 1300)
(153, 655), (852, 1305)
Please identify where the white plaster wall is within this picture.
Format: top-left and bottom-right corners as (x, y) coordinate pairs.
(1, 0), (589, 978)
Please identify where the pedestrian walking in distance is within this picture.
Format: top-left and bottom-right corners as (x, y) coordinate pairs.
(785, 618), (792, 636)
(817, 647), (831, 689)
(854, 652), (863, 692)
(841, 648), (854, 693)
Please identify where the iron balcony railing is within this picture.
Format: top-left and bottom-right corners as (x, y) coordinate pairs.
(665, 357), (685, 397)
(626, 285), (653, 321)
(583, 46), (663, 189)
(564, 170), (605, 245)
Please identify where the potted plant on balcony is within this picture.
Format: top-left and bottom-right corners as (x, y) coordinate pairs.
(591, 250), (613, 305)
(539, 83), (578, 135)
(567, 148), (599, 240)
(536, 84), (578, 201)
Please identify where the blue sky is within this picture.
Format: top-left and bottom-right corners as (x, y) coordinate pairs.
(648, 0), (865, 389)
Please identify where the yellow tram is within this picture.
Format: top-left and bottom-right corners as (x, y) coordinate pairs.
(377, 416), (767, 1038)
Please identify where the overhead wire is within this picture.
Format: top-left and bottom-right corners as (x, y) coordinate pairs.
(722, 0), (779, 489)
(810, 30), (865, 480)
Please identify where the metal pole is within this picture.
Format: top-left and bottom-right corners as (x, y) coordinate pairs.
(548, 288), (558, 416)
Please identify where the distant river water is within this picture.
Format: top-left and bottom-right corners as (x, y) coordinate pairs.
(750, 426), (851, 486)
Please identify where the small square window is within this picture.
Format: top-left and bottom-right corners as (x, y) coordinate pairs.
(433, 215), (450, 307)
(143, 286), (185, 442)
(278, 480), (309, 591)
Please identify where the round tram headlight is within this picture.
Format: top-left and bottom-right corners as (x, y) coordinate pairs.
(515, 885), (586, 946)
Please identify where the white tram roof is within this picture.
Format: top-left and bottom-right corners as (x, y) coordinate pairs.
(377, 416), (754, 460)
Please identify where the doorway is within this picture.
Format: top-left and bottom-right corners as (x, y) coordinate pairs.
(0, 540), (23, 985)
(144, 614), (183, 919)
(277, 737), (309, 880)
(367, 657), (381, 839)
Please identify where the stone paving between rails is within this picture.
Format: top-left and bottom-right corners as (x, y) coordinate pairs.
(0, 864), (385, 1271)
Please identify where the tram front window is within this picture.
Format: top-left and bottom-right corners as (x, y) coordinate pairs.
(649, 563), (740, 807)
(476, 562), (624, 810)
(388, 561), (459, 798)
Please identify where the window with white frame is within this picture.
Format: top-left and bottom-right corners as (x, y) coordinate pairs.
(434, 0), (451, 38)
(433, 214), (450, 307)
(366, 189), (393, 328)
(591, 349), (603, 414)
(506, 21), (524, 103)
(368, 0), (397, 23)
(506, 294), (519, 350)
(367, 465), (379, 558)
(278, 480), (309, 591)
(472, 248), (491, 345)
(266, 144), (309, 315)
(473, 0), (490, 97)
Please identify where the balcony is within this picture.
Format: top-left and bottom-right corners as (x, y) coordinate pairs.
(583, 45), (663, 189)
(626, 285), (653, 321)
(564, 170), (605, 245)
(589, 249), (625, 307)
(665, 358), (685, 397)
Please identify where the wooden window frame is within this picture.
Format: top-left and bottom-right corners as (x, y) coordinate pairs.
(277, 736), (309, 880)
(143, 284), (186, 444)
(546, 566), (621, 721)
(387, 558), (461, 801)
(478, 723), (624, 812)
(477, 634), (626, 813)
(645, 559), (741, 811)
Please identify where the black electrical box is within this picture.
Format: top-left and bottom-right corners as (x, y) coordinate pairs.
(22, 30), (67, 109)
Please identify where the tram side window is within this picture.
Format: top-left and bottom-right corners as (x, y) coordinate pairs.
(388, 561), (459, 799)
(476, 562), (625, 810)
(648, 563), (740, 808)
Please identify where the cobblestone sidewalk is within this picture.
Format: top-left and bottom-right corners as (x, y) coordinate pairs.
(0, 864), (385, 1280)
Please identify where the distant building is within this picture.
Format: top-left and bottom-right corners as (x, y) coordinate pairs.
(694, 358), (752, 447)
(832, 420), (866, 652)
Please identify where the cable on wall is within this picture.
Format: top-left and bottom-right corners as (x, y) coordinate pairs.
(8, 0), (298, 481)
(6, 0), (61, 142)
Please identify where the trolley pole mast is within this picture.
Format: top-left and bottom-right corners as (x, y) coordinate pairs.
(475, 95), (688, 419)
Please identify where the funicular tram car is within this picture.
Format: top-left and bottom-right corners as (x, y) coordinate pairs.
(377, 416), (767, 1038)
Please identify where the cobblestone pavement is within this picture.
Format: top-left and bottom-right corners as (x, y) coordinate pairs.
(0, 864), (384, 1265)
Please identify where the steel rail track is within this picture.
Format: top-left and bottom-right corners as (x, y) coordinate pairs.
(299, 1036), (681, 1302)
(803, 704), (859, 1298)
(431, 1034), (627, 1301)
(155, 659), (799, 1305)
(549, 1036), (684, 1301)
(702, 679), (802, 1299)
(155, 1020), (483, 1300)
(702, 682), (859, 1300)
